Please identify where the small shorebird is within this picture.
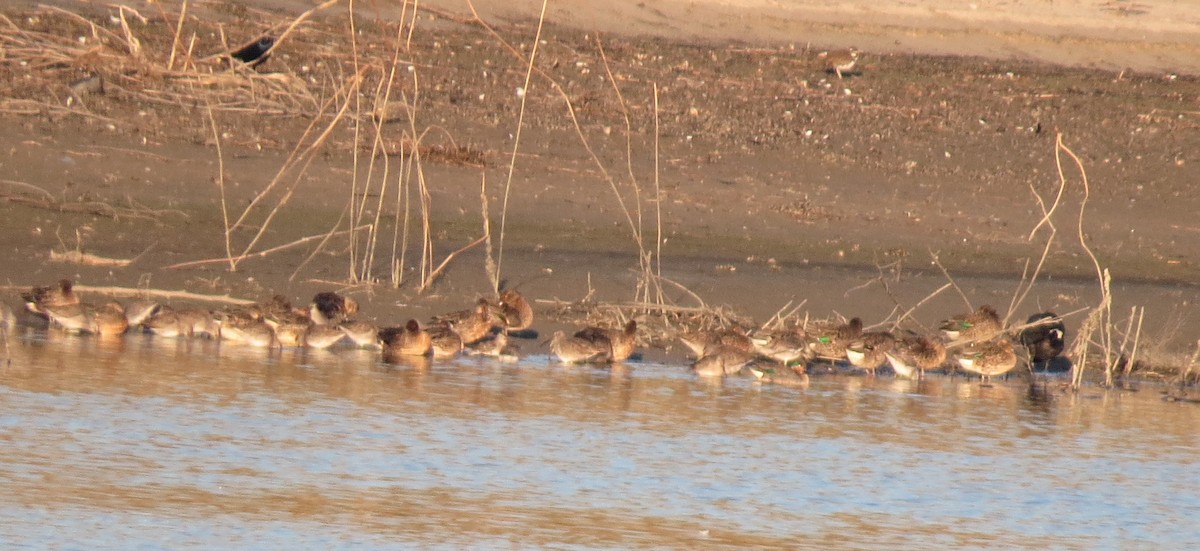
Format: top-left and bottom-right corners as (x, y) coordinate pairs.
(466, 332), (518, 361)
(337, 319), (380, 348)
(177, 308), (220, 339)
(41, 303), (94, 334)
(304, 324), (346, 349)
(819, 48), (859, 79)
(434, 298), (499, 345)
(693, 345), (755, 378)
(219, 316), (276, 347)
(1019, 312), (1066, 369)
(235, 322), (276, 348)
(498, 289), (534, 332)
(91, 301), (129, 336)
(885, 333), (948, 379)
(940, 305), (1003, 342)
(680, 327), (754, 358)
(575, 320), (638, 362)
(806, 317), (864, 360)
(273, 319), (308, 348)
(957, 338), (1018, 384)
(123, 299), (160, 328)
(144, 306), (184, 337)
(549, 330), (611, 364)
(845, 331), (896, 375)
(309, 291), (358, 325)
(379, 319), (432, 357)
(750, 330), (811, 373)
(428, 324), (464, 359)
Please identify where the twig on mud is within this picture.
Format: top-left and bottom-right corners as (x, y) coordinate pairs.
(206, 103), (235, 271)
(2, 189), (173, 222)
(891, 282), (953, 332)
(418, 234), (489, 293)
(929, 250), (973, 310)
(49, 250), (133, 267)
(760, 300), (807, 332)
(162, 224), (371, 270)
(492, 0), (549, 291)
(0, 284), (255, 306)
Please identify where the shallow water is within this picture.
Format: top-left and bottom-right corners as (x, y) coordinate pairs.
(2, 329), (1199, 549)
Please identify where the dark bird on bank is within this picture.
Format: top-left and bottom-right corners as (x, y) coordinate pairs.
(231, 36), (275, 68)
(1019, 312), (1067, 371)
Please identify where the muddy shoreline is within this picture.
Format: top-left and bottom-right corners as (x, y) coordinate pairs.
(1, 2), (1198, 363)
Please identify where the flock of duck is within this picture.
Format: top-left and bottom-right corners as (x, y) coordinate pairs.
(3, 279), (1068, 384)
(680, 307), (1067, 384)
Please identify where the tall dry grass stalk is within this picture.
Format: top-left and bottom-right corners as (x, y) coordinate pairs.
(493, 0), (549, 296)
(463, 2), (676, 311)
(204, 103), (234, 271)
(1051, 133), (1120, 390)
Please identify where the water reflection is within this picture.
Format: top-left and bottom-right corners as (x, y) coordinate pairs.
(1, 332), (1198, 549)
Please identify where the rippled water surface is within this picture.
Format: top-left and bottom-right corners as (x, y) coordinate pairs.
(2, 330), (1199, 549)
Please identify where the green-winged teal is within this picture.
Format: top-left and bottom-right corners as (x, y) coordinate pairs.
(957, 338), (1018, 383)
(940, 305), (1002, 342)
(885, 333), (947, 379)
(845, 330), (896, 375)
(692, 345), (755, 378)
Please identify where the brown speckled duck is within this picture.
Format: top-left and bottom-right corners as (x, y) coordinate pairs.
(957, 338), (1018, 383)
(549, 330), (611, 364)
(885, 333), (947, 379)
(379, 319), (432, 357)
(940, 305), (1003, 342)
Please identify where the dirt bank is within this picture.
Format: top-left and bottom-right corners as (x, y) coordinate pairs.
(1, 1), (1198, 361)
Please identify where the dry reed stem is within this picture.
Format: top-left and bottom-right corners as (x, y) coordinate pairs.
(594, 33), (670, 308)
(653, 83), (664, 303)
(492, 0), (549, 290)
(2, 187), (172, 221)
(418, 235), (488, 293)
(462, 1), (658, 304)
(1054, 134), (1118, 389)
(595, 34), (647, 249)
(1006, 142), (1069, 326)
(891, 282), (953, 332)
(290, 203), (353, 282)
(163, 225), (370, 270)
(48, 250), (133, 267)
(232, 73), (363, 262)
(481, 172), (500, 294)
(205, 103), (234, 270)
(759, 300), (807, 333)
(166, 0), (188, 71)
(1124, 306), (1145, 379)
(929, 250), (974, 310)
(116, 6), (142, 58)
(0, 284), (255, 306)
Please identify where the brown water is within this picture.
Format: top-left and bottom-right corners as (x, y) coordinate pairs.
(2, 328), (1199, 549)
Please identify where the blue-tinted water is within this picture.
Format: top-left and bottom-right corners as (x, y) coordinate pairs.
(1, 330), (1198, 549)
